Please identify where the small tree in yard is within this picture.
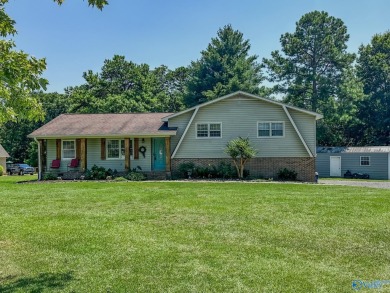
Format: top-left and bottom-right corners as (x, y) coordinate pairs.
(225, 137), (257, 179)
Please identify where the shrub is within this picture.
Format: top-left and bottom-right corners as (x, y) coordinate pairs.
(177, 161), (249, 180)
(277, 168), (298, 181)
(44, 173), (58, 180)
(125, 171), (145, 181)
(194, 164), (218, 178)
(177, 162), (195, 178)
(114, 176), (127, 182)
(85, 165), (110, 180)
(216, 162), (236, 179)
(0, 165), (3, 176)
(84, 169), (93, 180)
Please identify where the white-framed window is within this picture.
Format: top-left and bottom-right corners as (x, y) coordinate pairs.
(360, 156), (370, 166)
(258, 122), (284, 138)
(107, 139), (125, 159)
(196, 123), (222, 138)
(62, 140), (76, 159)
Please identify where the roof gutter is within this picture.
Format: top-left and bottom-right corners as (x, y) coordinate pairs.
(28, 132), (177, 139)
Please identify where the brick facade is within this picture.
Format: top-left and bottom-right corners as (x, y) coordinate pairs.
(172, 157), (316, 182)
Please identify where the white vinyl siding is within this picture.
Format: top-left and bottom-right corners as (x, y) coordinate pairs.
(196, 123), (221, 138)
(172, 95), (308, 158)
(87, 138), (152, 172)
(168, 110), (193, 152)
(288, 109), (317, 156)
(47, 139), (67, 172)
(62, 140), (75, 159)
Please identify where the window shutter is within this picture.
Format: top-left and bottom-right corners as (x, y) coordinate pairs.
(101, 138), (106, 160)
(56, 139), (61, 160)
(76, 139), (81, 160)
(134, 138), (139, 159)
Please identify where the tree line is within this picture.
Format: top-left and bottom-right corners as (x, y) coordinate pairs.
(0, 6), (389, 164)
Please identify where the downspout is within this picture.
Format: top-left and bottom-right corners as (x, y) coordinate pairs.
(34, 138), (42, 181)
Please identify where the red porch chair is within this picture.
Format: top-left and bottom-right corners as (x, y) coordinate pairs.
(50, 159), (61, 169)
(67, 159), (79, 171)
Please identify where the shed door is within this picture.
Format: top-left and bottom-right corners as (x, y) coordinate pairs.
(330, 156), (341, 177)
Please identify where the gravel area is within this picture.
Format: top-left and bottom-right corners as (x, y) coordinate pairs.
(320, 180), (390, 189)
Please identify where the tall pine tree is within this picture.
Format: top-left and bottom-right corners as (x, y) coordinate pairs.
(357, 32), (390, 145)
(185, 24), (263, 107)
(263, 11), (356, 145)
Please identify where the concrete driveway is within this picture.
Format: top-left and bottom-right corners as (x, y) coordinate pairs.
(320, 180), (390, 189)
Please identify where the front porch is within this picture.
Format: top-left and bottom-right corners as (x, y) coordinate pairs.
(37, 137), (172, 180)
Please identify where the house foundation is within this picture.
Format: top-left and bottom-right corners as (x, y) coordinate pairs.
(172, 157), (316, 182)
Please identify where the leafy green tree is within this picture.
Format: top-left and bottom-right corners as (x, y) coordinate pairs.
(67, 55), (187, 113)
(0, 92), (67, 164)
(357, 32), (390, 145)
(0, 121), (36, 163)
(185, 24), (263, 107)
(317, 68), (366, 146)
(263, 11), (355, 113)
(0, 3), (47, 124)
(56, 0), (108, 9)
(26, 140), (38, 167)
(225, 137), (257, 179)
(152, 65), (188, 112)
(0, 0), (107, 125)
(66, 56), (155, 113)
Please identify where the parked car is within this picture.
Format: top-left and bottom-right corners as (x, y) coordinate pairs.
(14, 163), (35, 175)
(6, 162), (21, 175)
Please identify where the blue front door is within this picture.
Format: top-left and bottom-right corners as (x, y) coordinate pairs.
(153, 138), (166, 171)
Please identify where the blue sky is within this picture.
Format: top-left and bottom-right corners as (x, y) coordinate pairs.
(6, 0), (390, 92)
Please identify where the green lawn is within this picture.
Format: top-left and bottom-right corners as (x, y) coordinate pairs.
(0, 176), (389, 292)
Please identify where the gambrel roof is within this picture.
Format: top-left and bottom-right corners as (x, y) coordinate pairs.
(163, 91), (323, 122)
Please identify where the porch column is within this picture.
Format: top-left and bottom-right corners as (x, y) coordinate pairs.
(165, 137), (171, 172)
(80, 138), (87, 171)
(125, 138), (131, 171)
(38, 139), (45, 181)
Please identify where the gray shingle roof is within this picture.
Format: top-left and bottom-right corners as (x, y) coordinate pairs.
(0, 144), (10, 157)
(317, 146), (390, 153)
(29, 113), (177, 138)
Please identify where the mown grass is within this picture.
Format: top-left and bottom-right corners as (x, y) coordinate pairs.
(0, 175), (389, 292)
